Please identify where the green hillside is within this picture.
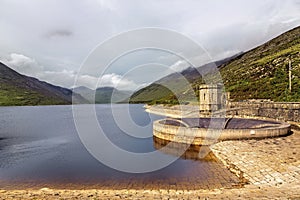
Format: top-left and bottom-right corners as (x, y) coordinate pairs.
(129, 56), (239, 104)
(129, 83), (180, 104)
(95, 87), (131, 104)
(0, 62), (87, 106)
(73, 86), (132, 104)
(219, 26), (300, 101)
(130, 26), (300, 104)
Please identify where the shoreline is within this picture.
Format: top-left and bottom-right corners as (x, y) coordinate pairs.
(1, 128), (299, 199)
(1, 185), (299, 200)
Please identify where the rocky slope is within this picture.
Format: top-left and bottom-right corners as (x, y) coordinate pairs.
(219, 26), (300, 101)
(129, 54), (241, 104)
(0, 62), (86, 106)
(130, 26), (300, 103)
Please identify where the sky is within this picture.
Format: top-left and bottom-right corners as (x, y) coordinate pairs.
(0, 0), (300, 90)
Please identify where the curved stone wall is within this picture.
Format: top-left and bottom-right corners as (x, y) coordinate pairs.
(153, 118), (291, 146)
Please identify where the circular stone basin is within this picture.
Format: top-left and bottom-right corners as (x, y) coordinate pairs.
(153, 118), (291, 146)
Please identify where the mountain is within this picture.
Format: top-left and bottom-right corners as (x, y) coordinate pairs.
(73, 86), (132, 104)
(95, 87), (132, 104)
(129, 53), (242, 104)
(72, 86), (94, 102)
(0, 62), (87, 106)
(218, 26), (300, 101)
(130, 26), (300, 103)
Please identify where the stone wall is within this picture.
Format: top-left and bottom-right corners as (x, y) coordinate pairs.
(153, 119), (291, 146)
(228, 102), (300, 122)
(145, 102), (300, 122)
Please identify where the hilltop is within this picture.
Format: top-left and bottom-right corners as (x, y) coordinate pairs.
(73, 86), (132, 104)
(0, 62), (86, 106)
(219, 26), (300, 101)
(129, 53), (243, 104)
(130, 26), (300, 103)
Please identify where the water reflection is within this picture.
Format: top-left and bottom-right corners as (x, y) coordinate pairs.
(153, 137), (217, 162)
(0, 105), (242, 190)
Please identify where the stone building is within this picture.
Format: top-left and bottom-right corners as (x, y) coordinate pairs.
(199, 84), (227, 112)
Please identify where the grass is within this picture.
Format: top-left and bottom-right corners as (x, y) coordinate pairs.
(130, 26), (300, 104)
(0, 84), (68, 106)
(252, 43), (300, 66)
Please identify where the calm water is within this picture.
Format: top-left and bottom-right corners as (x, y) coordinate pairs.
(0, 104), (240, 189)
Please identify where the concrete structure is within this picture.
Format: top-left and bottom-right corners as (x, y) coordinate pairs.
(149, 84), (297, 146)
(153, 136), (215, 161)
(227, 101), (300, 122)
(199, 84), (226, 112)
(146, 102), (300, 122)
(153, 118), (291, 146)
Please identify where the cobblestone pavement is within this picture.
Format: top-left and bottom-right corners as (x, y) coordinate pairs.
(211, 126), (300, 187)
(0, 184), (299, 200)
(0, 126), (299, 199)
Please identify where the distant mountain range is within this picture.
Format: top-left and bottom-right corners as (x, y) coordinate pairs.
(0, 62), (87, 106)
(129, 53), (242, 104)
(130, 25), (300, 103)
(0, 61), (132, 106)
(73, 86), (132, 104)
(1, 26), (299, 106)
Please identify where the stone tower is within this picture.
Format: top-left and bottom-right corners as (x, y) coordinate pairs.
(199, 84), (225, 112)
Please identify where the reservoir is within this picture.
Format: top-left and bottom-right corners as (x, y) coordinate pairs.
(0, 104), (241, 189)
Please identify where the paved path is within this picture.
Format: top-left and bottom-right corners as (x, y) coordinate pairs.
(0, 184), (299, 199)
(211, 132), (300, 187)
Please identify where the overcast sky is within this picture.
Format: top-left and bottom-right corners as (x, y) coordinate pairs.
(0, 0), (300, 90)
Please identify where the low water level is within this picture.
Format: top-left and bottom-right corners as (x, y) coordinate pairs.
(0, 104), (240, 189)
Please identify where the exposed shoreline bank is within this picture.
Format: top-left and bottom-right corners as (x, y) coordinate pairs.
(1, 128), (299, 199)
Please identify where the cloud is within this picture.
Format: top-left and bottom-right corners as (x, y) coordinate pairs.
(73, 72), (139, 90)
(98, 73), (138, 90)
(42, 72), (139, 90)
(2, 53), (43, 76)
(1, 53), (140, 90)
(169, 60), (190, 72)
(0, 0), (300, 90)
(95, 0), (118, 11)
(45, 29), (73, 39)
